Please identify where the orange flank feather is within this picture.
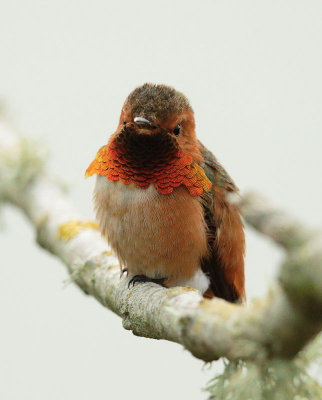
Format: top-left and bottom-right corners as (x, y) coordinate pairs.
(212, 187), (245, 299)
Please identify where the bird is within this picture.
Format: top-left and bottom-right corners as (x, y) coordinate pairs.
(86, 83), (245, 302)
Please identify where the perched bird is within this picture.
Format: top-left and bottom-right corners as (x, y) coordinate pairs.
(86, 83), (245, 302)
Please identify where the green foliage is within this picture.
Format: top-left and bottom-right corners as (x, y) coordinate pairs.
(206, 334), (322, 400)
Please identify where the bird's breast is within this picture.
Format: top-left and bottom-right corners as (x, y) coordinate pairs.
(94, 175), (209, 285)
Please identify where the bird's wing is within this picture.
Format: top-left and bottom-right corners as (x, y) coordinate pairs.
(199, 141), (245, 302)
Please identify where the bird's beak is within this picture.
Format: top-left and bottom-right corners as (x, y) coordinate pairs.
(134, 117), (151, 125)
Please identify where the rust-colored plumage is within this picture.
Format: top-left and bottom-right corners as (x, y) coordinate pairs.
(86, 124), (211, 196)
(86, 83), (245, 302)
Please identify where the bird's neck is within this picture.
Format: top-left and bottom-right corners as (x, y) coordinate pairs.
(86, 139), (212, 197)
(106, 139), (192, 194)
(100, 139), (211, 196)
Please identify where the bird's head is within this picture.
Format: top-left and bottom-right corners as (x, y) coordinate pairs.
(86, 83), (211, 196)
(110, 83), (203, 166)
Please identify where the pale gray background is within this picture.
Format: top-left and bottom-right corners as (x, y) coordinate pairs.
(0, 1), (321, 399)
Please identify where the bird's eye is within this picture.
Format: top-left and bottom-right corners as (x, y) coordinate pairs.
(173, 124), (181, 136)
(123, 120), (126, 126)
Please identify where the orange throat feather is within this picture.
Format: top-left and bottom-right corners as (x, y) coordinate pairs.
(86, 125), (211, 197)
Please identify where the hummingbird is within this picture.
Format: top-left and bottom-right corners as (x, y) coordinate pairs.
(86, 83), (245, 302)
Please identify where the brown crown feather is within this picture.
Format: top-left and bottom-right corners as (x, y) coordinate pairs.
(125, 83), (192, 123)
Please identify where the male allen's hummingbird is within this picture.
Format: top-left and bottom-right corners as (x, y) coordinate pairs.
(86, 83), (245, 302)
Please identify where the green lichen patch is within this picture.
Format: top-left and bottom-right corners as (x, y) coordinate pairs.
(205, 334), (322, 400)
(0, 137), (46, 198)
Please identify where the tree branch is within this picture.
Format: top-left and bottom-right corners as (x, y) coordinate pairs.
(238, 193), (314, 251)
(0, 118), (321, 362)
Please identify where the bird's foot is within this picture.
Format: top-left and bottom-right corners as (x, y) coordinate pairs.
(128, 275), (166, 288)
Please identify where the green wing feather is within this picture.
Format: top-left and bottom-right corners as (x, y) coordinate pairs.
(198, 140), (238, 194)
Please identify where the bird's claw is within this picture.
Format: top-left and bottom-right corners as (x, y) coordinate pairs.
(128, 275), (166, 289)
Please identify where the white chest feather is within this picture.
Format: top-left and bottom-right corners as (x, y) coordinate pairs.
(94, 175), (209, 293)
